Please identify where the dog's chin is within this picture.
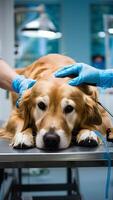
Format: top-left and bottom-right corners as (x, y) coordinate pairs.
(35, 129), (70, 151)
(36, 145), (69, 152)
(36, 144), (70, 151)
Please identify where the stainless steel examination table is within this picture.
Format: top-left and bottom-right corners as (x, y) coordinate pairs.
(0, 139), (113, 200)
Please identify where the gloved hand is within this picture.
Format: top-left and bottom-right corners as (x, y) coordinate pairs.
(12, 75), (36, 107)
(55, 63), (113, 88)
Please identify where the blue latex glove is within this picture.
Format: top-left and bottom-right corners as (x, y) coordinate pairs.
(55, 63), (113, 88)
(12, 75), (36, 107)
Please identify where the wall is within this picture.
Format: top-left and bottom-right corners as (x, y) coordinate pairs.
(0, 0), (14, 67)
(61, 0), (112, 64)
(0, 0), (14, 120)
(61, 0), (90, 64)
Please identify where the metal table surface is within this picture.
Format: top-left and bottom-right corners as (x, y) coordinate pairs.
(0, 140), (112, 200)
(0, 139), (113, 168)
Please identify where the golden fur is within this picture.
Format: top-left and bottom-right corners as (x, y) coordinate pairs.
(0, 54), (112, 150)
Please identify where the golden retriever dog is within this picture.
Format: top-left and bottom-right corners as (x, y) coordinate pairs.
(0, 54), (113, 150)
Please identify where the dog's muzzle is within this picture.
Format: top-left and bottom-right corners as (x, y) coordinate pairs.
(43, 131), (60, 150)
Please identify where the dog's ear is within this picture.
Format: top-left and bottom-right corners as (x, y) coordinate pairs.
(78, 85), (98, 101)
(19, 89), (33, 131)
(82, 96), (102, 126)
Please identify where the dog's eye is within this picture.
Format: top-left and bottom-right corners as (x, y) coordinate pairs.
(37, 102), (47, 111)
(64, 105), (74, 114)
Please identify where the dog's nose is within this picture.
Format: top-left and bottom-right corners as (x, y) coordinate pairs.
(43, 132), (60, 150)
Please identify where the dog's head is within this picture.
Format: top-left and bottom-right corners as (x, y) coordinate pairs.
(19, 78), (102, 150)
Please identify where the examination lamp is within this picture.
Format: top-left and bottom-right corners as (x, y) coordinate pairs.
(21, 4), (62, 40)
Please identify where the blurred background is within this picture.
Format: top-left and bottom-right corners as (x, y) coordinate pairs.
(0, 0), (113, 199)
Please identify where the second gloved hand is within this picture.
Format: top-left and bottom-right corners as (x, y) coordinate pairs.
(12, 75), (36, 107)
(55, 63), (113, 88)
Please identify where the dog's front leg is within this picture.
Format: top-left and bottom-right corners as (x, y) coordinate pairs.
(11, 127), (34, 149)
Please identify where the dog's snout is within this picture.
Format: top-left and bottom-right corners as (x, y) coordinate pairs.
(43, 132), (60, 150)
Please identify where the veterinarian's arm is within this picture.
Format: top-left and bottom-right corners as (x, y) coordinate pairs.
(0, 59), (36, 92)
(55, 63), (113, 88)
(0, 59), (17, 91)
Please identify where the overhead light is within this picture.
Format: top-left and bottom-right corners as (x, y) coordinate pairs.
(24, 13), (56, 31)
(98, 31), (105, 38)
(108, 28), (113, 34)
(25, 20), (40, 29)
(22, 30), (62, 39)
(98, 30), (113, 37)
(21, 4), (62, 40)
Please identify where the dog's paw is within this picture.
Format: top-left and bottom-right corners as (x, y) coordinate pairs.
(11, 131), (34, 149)
(77, 129), (99, 147)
